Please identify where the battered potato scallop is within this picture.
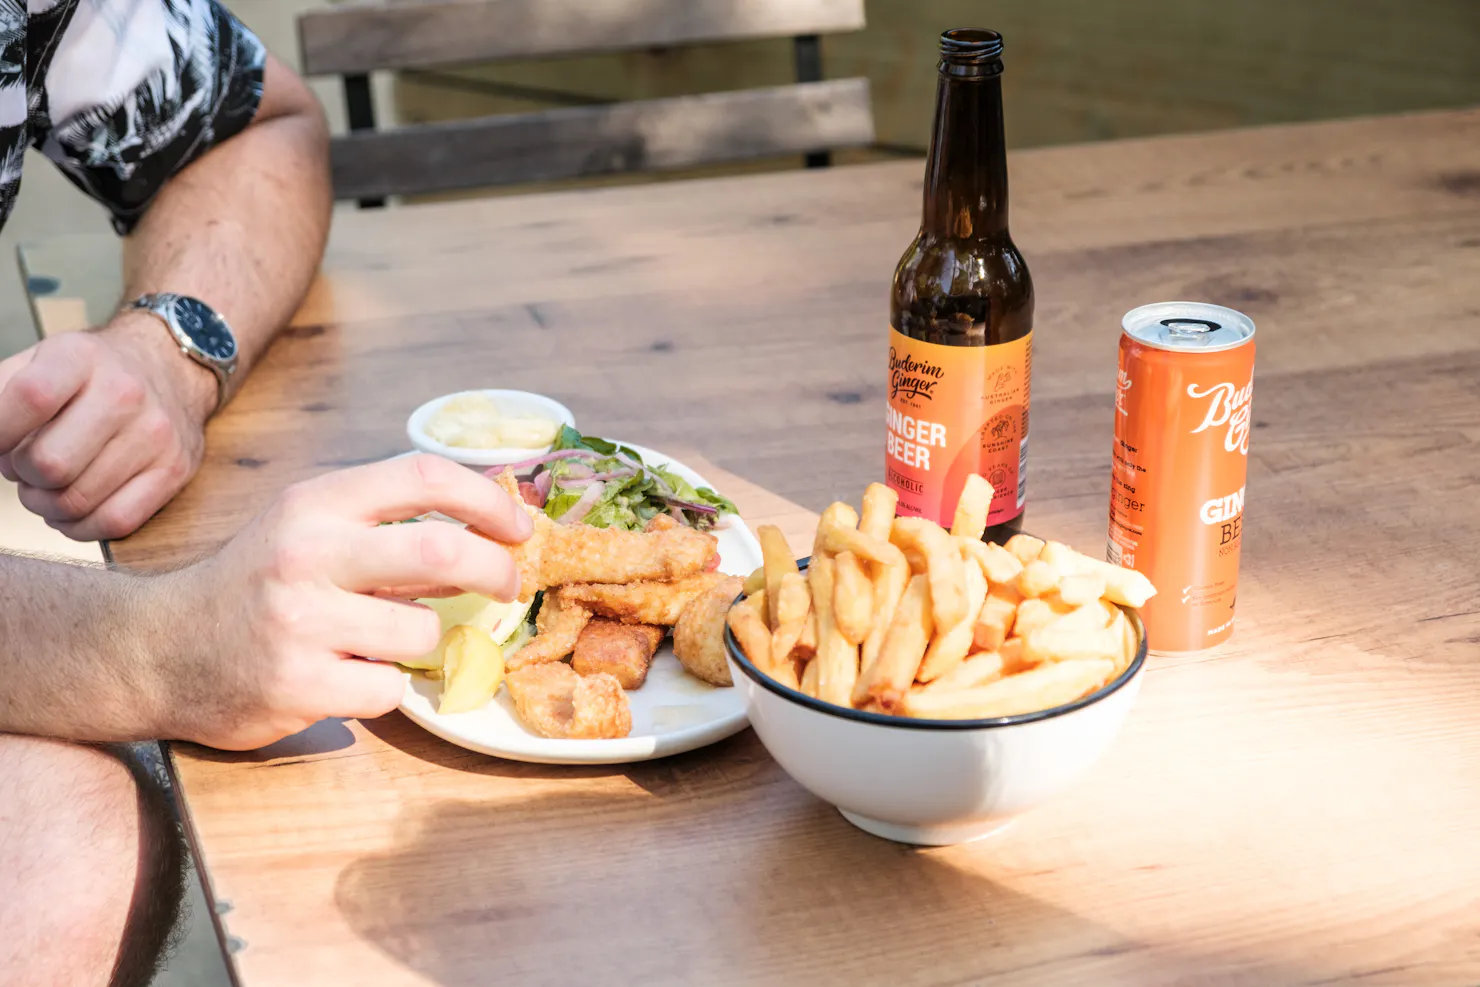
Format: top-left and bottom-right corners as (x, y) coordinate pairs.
(505, 663), (632, 739)
(673, 575), (744, 686)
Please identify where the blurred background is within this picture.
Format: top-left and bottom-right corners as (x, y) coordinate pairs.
(386, 0), (1480, 168)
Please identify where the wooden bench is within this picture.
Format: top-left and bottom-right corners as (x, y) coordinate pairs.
(296, 0), (876, 205)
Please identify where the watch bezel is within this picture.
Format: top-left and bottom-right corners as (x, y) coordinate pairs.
(167, 296), (238, 368)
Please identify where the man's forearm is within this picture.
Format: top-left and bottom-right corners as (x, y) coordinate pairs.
(112, 53), (332, 418)
(0, 554), (183, 741)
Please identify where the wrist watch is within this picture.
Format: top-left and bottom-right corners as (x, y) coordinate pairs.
(131, 293), (239, 414)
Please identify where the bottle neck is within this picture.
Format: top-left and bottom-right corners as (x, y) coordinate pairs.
(921, 69), (1009, 239)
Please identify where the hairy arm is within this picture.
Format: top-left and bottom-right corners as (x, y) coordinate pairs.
(107, 51), (333, 418)
(0, 553), (177, 740)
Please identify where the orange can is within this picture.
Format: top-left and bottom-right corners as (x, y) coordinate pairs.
(1108, 302), (1256, 654)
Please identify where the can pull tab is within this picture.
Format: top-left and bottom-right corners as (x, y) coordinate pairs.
(1160, 318), (1223, 335)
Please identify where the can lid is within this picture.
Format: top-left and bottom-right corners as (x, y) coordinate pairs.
(1122, 301), (1256, 353)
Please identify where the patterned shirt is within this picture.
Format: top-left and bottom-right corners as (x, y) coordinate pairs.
(0, 0), (265, 234)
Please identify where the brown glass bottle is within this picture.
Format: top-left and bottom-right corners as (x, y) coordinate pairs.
(886, 28), (1034, 544)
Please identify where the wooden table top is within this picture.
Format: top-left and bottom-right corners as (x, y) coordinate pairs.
(21, 108), (1480, 986)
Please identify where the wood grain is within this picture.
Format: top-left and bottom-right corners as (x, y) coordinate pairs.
(298, 0), (865, 76)
(21, 108), (1480, 986)
(330, 79), (874, 199)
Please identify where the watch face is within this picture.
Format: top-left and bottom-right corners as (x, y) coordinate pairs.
(173, 297), (236, 361)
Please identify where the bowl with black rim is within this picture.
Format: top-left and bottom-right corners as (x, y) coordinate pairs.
(724, 557), (1148, 846)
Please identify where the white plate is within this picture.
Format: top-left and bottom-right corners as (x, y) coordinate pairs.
(398, 443), (759, 765)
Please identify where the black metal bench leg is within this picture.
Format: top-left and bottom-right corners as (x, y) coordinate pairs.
(344, 73), (386, 208)
(793, 35), (831, 169)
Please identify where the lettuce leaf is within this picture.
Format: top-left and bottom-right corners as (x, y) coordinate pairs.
(537, 429), (735, 531)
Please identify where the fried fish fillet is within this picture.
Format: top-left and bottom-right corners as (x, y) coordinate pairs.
(506, 588), (591, 670)
(561, 571), (730, 626)
(571, 620), (665, 689)
(672, 575), (744, 686)
(477, 474), (719, 602)
(505, 663), (632, 739)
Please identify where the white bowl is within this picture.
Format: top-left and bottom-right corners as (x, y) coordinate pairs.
(406, 390), (576, 468)
(725, 588), (1147, 846)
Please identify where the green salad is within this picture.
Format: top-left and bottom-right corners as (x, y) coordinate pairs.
(496, 427), (736, 532)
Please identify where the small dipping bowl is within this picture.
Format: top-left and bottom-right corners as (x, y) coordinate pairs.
(725, 561), (1147, 846)
(407, 389), (576, 468)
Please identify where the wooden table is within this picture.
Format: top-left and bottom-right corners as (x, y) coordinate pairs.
(21, 108), (1480, 986)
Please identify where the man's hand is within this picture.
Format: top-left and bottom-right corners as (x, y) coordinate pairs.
(159, 455), (534, 751)
(0, 313), (215, 541)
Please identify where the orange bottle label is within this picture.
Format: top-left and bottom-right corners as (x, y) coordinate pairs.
(885, 328), (1031, 528)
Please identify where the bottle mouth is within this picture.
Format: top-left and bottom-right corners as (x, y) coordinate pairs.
(940, 28), (1004, 62)
(939, 29), (1004, 77)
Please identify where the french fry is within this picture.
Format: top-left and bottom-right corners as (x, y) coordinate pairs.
(950, 474), (996, 541)
(961, 539), (1024, 586)
(771, 571), (813, 664)
(1017, 559), (1062, 598)
(859, 483), (899, 542)
(891, 517), (970, 629)
(1037, 540), (1087, 576)
(742, 566), (766, 597)
(917, 650), (1006, 694)
(808, 555), (860, 707)
(799, 652), (821, 698)
(1023, 604), (1122, 665)
(727, 591), (772, 672)
(813, 502), (860, 558)
(758, 524), (799, 630)
(852, 574), (934, 711)
(819, 516), (906, 569)
(1057, 571), (1107, 606)
(793, 611), (818, 658)
(900, 659), (1115, 719)
(858, 560), (909, 680)
(832, 551), (875, 644)
(1012, 596), (1074, 641)
(917, 553), (988, 682)
(770, 657), (801, 692)
(1004, 533), (1046, 566)
(1111, 608), (1139, 675)
(1081, 559), (1159, 608)
(998, 637), (1027, 673)
(972, 584), (1021, 651)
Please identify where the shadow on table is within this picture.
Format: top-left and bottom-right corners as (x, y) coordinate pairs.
(177, 717), (359, 763)
(356, 710), (756, 784)
(332, 735), (1316, 986)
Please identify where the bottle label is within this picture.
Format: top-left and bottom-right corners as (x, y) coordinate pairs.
(885, 327), (1031, 529)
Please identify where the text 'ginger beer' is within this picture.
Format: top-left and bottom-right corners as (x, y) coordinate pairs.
(886, 29), (1034, 542)
(1108, 302), (1256, 654)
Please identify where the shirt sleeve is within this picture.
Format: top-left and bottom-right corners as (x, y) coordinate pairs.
(31, 0), (266, 235)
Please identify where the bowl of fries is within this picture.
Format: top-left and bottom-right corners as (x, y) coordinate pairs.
(725, 476), (1154, 846)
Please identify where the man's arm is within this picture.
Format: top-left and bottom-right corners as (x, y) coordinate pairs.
(0, 52), (331, 542)
(108, 52), (333, 420)
(0, 456), (530, 747)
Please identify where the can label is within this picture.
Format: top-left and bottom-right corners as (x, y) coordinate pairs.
(886, 328), (1031, 528)
(1109, 332), (1254, 653)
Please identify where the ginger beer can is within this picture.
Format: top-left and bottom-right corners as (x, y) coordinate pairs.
(1108, 302), (1256, 654)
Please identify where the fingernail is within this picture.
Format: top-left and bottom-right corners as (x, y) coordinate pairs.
(518, 509), (535, 539)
